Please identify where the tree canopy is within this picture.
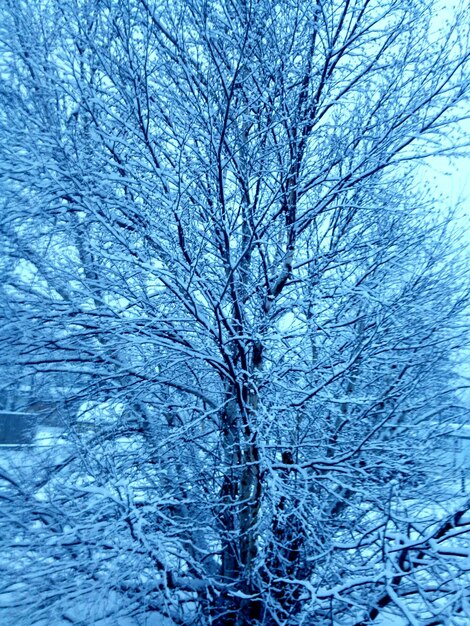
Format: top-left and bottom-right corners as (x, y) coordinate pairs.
(0, 0), (469, 624)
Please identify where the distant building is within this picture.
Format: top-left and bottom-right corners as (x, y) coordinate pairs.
(0, 384), (62, 446)
(447, 423), (470, 494)
(0, 411), (36, 445)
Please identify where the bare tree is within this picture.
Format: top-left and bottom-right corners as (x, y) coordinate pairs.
(1, 0), (469, 624)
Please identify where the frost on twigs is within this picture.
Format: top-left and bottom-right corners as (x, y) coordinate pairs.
(0, 0), (469, 624)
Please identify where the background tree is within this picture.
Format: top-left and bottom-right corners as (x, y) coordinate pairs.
(1, 0), (469, 624)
